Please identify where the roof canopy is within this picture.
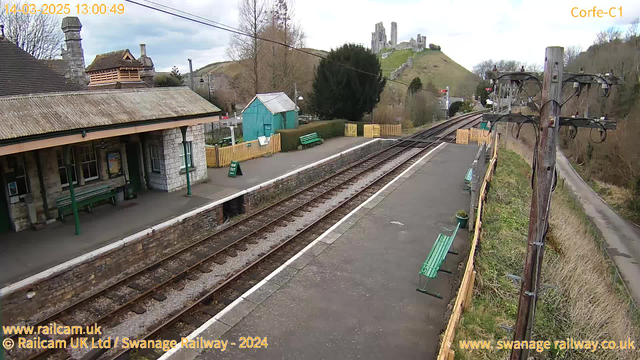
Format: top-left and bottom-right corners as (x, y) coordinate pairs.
(86, 49), (143, 72)
(243, 92), (297, 115)
(0, 87), (221, 142)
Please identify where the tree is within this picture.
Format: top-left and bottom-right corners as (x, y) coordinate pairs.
(564, 45), (582, 66)
(424, 80), (439, 95)
(311, 43), (386, 121)
(595, 26), (622, 44)
(626, 17), (639, 40)
(408, 77), (423, 94)
(0, 0), (63, 59)
(155, 66), (184, 87)
(227, 0), (267, 98)
(407, 91), (439, 127)
(475, 81), (491, 106)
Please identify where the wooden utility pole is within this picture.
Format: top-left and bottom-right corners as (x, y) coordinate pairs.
(510, 46), (563, 360)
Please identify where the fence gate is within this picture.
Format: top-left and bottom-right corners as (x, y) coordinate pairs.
(456, 129), (470, 144)
(345, 123), (357, 137)
(364, 124), (381, 138)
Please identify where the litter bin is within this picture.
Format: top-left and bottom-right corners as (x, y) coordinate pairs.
(115, 187), (125, 204)
(124, 182), (137, 200)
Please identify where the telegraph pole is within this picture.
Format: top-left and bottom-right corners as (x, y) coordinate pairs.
(510, 46), (563, 360)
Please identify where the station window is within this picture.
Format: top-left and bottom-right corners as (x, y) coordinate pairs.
(150, 145), (162, 173)
(79, 144), (99, 181)
(15, 162), (29, 196)
(57, 150), (77, 187)
(179, 142), (193, 169)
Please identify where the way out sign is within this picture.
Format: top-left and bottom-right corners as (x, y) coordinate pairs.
(228, 161), (243, 177)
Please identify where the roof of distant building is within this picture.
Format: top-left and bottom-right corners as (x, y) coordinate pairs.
(86, 49), (143, 72)
(243, 92), (297, 114)
(0, 37), (83, 97)
(0, 87), (221, 142)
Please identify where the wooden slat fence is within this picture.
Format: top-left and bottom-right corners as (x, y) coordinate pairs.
(379, 124), (402, 136)
(206, 133), (281, 168)
(456, 129), (470, 144)
(364, 124), (381, 138)
(437, 133), (498, 360)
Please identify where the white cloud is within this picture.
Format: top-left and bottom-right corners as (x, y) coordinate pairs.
(37, 0), (640, 72)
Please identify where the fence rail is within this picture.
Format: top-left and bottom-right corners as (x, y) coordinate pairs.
(379, 124), (402, 136)
(437, 132), (498, 360)
(206, 133), (281, 168)
(456, 128), (490, 145)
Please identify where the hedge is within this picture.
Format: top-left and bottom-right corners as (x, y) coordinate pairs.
(277, 120), (345, 151)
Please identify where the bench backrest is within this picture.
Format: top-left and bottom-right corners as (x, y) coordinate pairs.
(299, 132), (319, 140)
(56, 185), (114, 206)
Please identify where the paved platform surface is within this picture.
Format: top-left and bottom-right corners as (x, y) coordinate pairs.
(170, 143), (480, 360)
(0, 137), (371, 286)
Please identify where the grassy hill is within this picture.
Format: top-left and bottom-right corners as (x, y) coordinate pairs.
(380, 49), (479, 97)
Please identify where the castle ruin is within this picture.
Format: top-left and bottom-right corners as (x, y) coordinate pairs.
(370, 21), (427, 55)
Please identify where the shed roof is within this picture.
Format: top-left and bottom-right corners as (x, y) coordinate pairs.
(243, 92), (297, 115)
(0, 87), (221, 142)
(86, 49), (143, 72)
(0, 37), (83, 96)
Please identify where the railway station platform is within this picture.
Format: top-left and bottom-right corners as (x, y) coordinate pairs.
(0, 137), (372, 287)
(167, 143), (480, 360)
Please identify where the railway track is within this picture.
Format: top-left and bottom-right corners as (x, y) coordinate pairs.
(4, 112), (483, 360)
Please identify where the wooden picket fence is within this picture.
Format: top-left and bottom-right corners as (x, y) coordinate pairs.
(206, 133), (281, 168)
(456, 129), (469, 144)
(456, 128), (490, 145)
(437, 133), (498, 360)
(379, 124), (402, 136)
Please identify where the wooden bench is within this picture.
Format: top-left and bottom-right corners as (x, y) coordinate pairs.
(416, 223), (460, 298)
(464, 167), (473, 190)
(299, 132), (322, 148)
(56, 185), (117, 220)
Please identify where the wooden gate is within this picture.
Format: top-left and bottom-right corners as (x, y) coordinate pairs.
(456, 129), (470, 144)
(364, 124), (381, 138)
(345, 123), (357, 137)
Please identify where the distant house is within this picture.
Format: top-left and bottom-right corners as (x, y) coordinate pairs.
(0, 19), (220, 234)
(242, 93), (299, 142)
(86, 49), (149, 89)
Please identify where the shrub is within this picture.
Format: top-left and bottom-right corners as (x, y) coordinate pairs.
(277, 120), (345, 151)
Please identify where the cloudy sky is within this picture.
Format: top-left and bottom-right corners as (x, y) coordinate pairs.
(40, 0), (640, 73)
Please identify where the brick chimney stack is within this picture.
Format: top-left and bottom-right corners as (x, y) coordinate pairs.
(61, 17), (88, 87)
(138, 43), (155, 87)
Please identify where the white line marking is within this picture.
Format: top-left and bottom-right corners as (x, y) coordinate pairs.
(157, 142), (447, 359)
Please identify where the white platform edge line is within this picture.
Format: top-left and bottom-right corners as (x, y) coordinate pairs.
(157, 142), (446, 359)
(0, 139), (384, 297)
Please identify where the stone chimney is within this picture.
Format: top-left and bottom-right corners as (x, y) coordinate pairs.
(61, 17), (88, 87)
(138, 43), (155, 87)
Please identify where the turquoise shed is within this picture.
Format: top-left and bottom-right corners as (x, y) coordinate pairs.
(241, 92), (299, 141)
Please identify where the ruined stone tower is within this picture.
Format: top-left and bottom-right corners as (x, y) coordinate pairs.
(370, 22), (387, 55)
(61, 17), (88, 86)
(390, 22), (397, 47)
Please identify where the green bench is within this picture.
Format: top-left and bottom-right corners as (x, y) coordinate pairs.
(416, 223), (460, 298)
(56, 185), (116, 220)
(299, 132), (322, 147)
(464, 167), (473, 190)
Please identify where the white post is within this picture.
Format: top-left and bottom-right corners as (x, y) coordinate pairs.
(229, 126), (236, 146)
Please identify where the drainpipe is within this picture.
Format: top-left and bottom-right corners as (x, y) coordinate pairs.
(180, 126), (191, 196)
(64, 145), (81, 235)
(35, 149), (51, 220)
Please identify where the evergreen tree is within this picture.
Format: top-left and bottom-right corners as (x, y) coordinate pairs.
(408, 77), (423, 95)
(311, 44), (386, 121)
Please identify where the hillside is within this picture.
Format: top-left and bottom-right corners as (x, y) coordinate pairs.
(380, 49), (479, 97)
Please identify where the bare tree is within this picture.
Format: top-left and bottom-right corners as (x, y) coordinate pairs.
(227, 0), (267, 98)
(626, 17), (639, 40)
(595, 26), (622, 44)
(472, 60), (494, 79)
(564, 45), (582, 66)
(0, 0), (63, 59)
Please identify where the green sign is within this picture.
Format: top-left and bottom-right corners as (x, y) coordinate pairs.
(228, 161), (243, 177)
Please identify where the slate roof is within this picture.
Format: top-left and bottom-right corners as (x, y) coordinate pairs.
(0, 87), (221, 142)
(243, 92), (297, 114)
(0, 37), (83, 97)
(86, 49), (144, 72)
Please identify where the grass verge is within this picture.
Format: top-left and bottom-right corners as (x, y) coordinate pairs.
(452, 149), (639, 360)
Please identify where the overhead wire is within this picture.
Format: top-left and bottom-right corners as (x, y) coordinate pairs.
(125, 0), (429, 93)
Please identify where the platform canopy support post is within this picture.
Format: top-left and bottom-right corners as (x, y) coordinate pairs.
(180, 126), (192, 197)
(64, 145), (81, 235)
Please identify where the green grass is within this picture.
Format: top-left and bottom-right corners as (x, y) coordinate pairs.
(401, 119), (447, 136)
(380, 49), (421, 77)
(453, 149), (568, 360)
